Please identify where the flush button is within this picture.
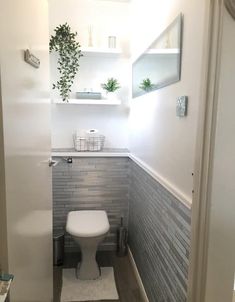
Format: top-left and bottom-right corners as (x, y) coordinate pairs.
(67, 157), (73, 164)
(176, 96), (188, 117)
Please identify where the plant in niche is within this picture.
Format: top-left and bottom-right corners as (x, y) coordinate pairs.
(49, 23), (83, 101)
(139, 78), (155, 92)
(101, 78), (120, 93)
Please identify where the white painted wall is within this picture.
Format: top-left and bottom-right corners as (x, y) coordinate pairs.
(51, 104), (129, 148)
(49, 0), (130, 149)
(204, 8), (235, 302)
(129, 0), (208, 202)
(0, 1), (53, 301)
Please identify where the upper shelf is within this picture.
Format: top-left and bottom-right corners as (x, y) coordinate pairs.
(146, 48), (180, 55)
(81, 47), (122, 58)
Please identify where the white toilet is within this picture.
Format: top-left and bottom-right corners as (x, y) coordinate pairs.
(66, 210), (110, 280)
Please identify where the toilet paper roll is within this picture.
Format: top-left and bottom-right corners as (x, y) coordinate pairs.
(86, 129), (99, 136)
(75, 129), (87, 138)
(78, 138), (88, 151)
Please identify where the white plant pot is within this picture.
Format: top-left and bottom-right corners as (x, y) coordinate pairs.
(106, 92), (117, 102)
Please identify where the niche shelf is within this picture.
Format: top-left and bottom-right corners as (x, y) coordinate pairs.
(52, 98), (121, 105)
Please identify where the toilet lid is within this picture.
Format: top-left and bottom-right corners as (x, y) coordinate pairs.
(66, 210), (110, 237)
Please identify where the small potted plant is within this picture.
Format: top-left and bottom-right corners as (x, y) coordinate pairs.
(139, 78), (155, 92)
(101, 78), (120, 101)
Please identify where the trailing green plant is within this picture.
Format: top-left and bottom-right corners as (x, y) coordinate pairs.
(139, 78), (155, 92)
(101, 78), (120, 93)
(49, 23), (83, 101)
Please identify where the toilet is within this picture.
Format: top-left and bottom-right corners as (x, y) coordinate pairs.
(66, 210), (110, 280)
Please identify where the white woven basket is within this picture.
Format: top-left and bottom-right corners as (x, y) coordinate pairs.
(73, 134), (105, 152)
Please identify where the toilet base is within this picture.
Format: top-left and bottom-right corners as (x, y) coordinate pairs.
(76, 260), (101, 280)
(74, 234), (107, 280)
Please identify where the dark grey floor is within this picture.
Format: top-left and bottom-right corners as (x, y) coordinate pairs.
(53, 251), (144, 302)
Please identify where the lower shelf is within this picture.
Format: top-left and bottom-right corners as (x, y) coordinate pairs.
(52, 98), (121, 105)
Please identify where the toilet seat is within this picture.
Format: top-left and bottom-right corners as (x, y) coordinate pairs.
(66, 210), (110, 238)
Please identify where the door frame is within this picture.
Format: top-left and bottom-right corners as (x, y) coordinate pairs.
(187, 0), (225, 301)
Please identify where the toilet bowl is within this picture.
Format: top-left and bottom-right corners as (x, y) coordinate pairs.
(66, 210), (110, 280)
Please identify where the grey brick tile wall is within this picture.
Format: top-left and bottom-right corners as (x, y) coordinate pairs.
(52, 156), (191, 301)
(129, 160), (191, 302)
(52, 157), (130, 252)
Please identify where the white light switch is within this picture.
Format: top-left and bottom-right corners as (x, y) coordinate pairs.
(176, 96), (188, 117)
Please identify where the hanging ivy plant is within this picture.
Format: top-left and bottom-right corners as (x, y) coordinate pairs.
(49, 23), (83, 101)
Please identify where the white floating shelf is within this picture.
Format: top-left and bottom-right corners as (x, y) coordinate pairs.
(81, 47), (122, 57)
(53, 98), (121, 105)
(146, 48), (180, 55)
(52, 151), (130, 158)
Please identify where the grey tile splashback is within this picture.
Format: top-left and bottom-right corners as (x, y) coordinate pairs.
(129, 160), (191, 302)
(52, 155), (191, 301)
(52, 157), (130, 252)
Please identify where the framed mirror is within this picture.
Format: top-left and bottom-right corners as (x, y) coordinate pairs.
(132, 14), (183, 98)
